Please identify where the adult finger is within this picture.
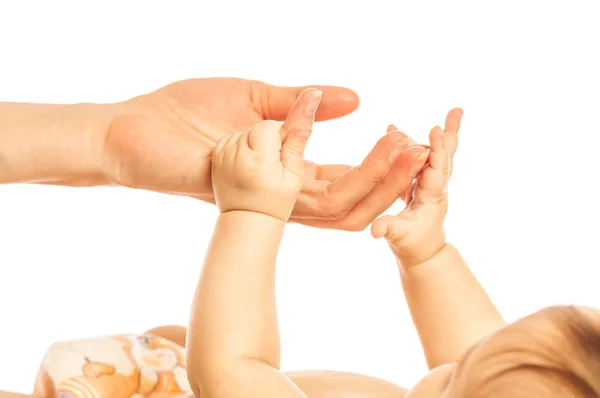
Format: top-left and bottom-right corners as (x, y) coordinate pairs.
(280, 89), (322, 174)
(387, 124), (414, 138)
(302, 162), (354, 187)
(388, 123), (428, 158)
(387, 123), (428, 196)
(301, 162), (354, 187)
(291, 131), (410, 220)
(322, 146), (429, 231)
(252, 81), (359, 122)
(322, 131), (411, 213)
(315, 164), (354, 182)
(291, 137), (432, 230)
(279, 88), (320, 142)
(387, 124), (418, 143)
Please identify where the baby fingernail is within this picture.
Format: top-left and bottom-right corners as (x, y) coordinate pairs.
(305, 89), (322, 114)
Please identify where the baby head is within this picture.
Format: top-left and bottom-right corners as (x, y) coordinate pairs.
(407, 305), (600, 397)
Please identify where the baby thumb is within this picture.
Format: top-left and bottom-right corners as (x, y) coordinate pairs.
(281, 89), (321, 174)
(248, 120), (283, 157)
(371, 215), (408, 246)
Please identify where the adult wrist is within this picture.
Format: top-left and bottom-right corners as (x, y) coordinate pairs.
(52, 102), (123, 186)
(0, 101), (122, 186)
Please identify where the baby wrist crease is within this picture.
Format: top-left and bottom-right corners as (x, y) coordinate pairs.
(220, 209), (288, 223)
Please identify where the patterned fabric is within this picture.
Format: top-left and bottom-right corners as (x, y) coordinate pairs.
(34, 334), (192, 398)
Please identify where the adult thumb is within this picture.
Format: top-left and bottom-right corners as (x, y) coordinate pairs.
(281, 89), (322, 174)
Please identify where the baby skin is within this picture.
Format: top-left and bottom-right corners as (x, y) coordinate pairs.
(9, 93), (600, 398)
(186, 89), (600, 398)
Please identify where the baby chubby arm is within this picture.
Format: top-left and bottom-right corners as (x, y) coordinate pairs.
(372, 110), (504, 370)
(187, 211), (305, 398)
(401, 244), (504, 369)
(186, 89), (322, 398)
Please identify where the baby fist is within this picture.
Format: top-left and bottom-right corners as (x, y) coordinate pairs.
(212, 89), (322, 222)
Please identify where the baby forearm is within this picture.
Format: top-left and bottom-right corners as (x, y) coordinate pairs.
(187, 211), (285, 384)
(401, 244), (504, 369)
(0, 102), (115, 186)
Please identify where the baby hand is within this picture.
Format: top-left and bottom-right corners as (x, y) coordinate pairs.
(211, 89), (322, 222)
(371, 109), (463, 269)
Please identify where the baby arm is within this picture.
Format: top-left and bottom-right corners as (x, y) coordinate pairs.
(400, 245), (504, 369)
(186, 89), (322, 398)
(372, 110), (505, 369)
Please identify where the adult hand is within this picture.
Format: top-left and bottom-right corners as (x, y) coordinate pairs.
(281, 107), (463, 230)
(103, 78), (462, 230)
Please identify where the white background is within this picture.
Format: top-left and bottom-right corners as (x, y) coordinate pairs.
(1, 1), (599, 394)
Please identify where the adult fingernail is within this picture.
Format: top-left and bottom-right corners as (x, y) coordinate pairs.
(409, 150), (430, 175)
(388, 137), (411, 162)
(403, 145), (430, 154)
(418, 150), (430, 161)
(305, 89), (322, 114)
(387, 124), (400, 134)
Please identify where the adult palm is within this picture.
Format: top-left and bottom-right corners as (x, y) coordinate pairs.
(103, 77), (450, 230)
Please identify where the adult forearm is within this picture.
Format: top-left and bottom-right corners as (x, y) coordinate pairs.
(187, 211), (285, 388)
(0, 391), (36, 398)
(0, 102), (117, 186)
(401, 244), (505, 369)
